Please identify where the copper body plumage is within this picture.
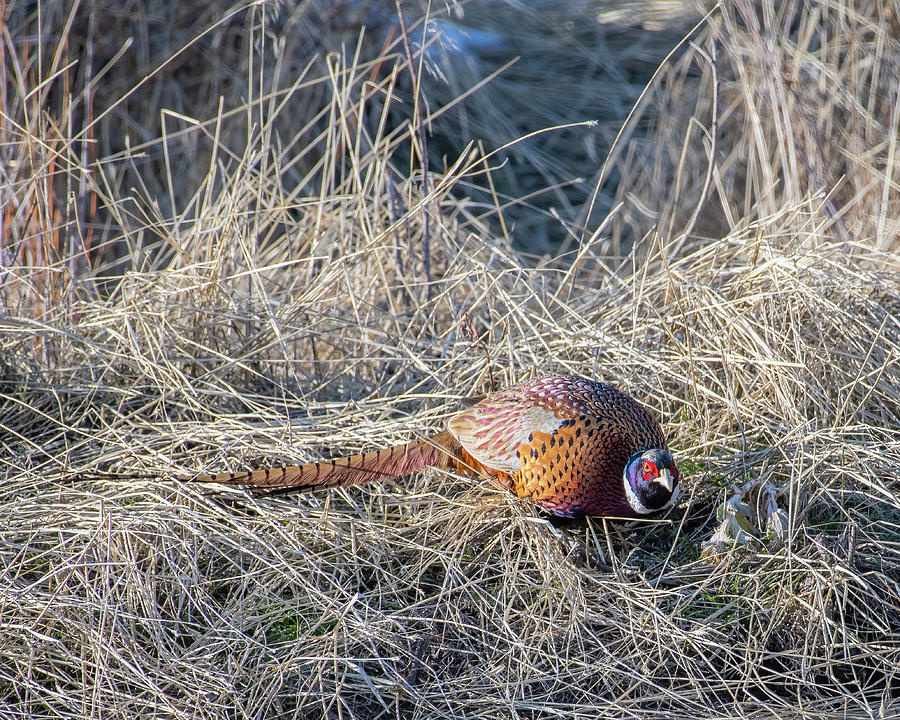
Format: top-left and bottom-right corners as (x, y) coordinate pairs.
(189, 375), (679, 518)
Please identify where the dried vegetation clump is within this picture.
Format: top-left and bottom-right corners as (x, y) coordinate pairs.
(1, 1), (899, 717)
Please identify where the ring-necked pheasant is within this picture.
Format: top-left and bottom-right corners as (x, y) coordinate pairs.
(192, 375), (679, 517)
(187, 375), (679, 518)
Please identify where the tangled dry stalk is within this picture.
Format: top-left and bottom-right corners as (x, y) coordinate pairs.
(1, 1), (899, 717)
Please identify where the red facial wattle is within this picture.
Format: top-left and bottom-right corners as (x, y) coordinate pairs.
(641, 460), (657, 482)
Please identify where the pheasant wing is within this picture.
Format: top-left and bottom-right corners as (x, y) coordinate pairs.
(446, 390), (566, 474)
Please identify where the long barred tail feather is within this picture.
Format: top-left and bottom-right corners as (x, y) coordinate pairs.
(180, 430), (464, 493)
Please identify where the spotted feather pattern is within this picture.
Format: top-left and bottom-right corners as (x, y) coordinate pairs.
(185, 375), (670, 518)
(447, 375), (667, 517)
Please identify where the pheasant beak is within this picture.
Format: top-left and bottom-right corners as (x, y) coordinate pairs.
(655, 469), (675, 493)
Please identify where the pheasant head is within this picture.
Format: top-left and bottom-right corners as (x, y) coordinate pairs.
(623, 448), (680, 515)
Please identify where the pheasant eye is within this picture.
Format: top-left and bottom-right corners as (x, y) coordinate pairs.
(641, 461), (654, 474)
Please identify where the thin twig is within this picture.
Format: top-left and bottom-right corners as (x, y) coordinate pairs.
(394, 1), (433, 299)
(671, 38), (719, 256)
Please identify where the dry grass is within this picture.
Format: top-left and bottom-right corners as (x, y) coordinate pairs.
(2, 0), (900, 718)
